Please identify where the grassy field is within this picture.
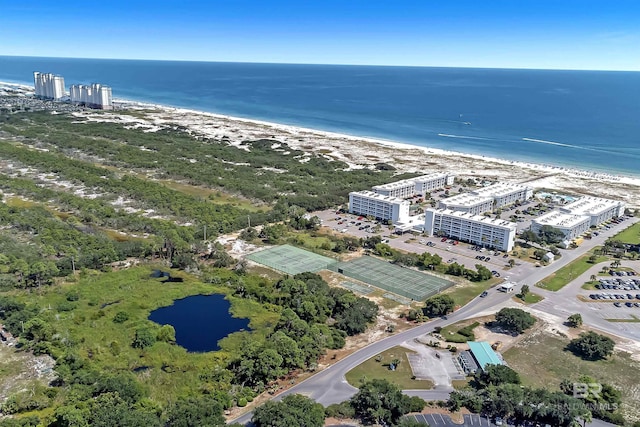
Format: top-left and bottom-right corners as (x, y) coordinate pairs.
(612, 221), (640, 245)
(439, 320), (480, 343)
(345, 346), (434, 390)
(18, 266), (280, 405)
(514, 292), (544, 304)
(158, 180), (267, 212)
(537, 253), (608, 291)
(504, 330), (640, 422)
(442, 277), (500, 308)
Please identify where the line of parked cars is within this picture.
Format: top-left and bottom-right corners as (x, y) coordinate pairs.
(589, 293), (640, 301)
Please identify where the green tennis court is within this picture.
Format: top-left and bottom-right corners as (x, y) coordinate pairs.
(331, 256), (453, 301)
(246, 245), (337, 275)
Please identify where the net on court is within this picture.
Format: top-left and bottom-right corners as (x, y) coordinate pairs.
(330, 256), (453, 301)
(340, 281), (374, 295)
(246, 245), (337, 275)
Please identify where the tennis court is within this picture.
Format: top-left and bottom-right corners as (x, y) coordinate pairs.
(330, 256), (453, 301)
(340, 281), (374, 295)
(246, 245), (337, 275)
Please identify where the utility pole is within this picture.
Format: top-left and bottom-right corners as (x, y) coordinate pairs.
(203, 225), (207, 242)
(248, 215), (251, 228)
(71, 256), (76, 275)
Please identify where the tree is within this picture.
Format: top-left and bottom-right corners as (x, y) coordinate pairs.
(494, 308), (536, 334)
(520, 229), (538, 244)
(567, 313), (583, 328)
(132, 327), (156, 349)
(537, 225), (565, 244)
(389, 358), (401, 371)
(166, 395), (226, 427)
(350, 379), (414, 426)
(533, 249), (547, 260)
(423, 295), (455, 318)
(475, 364), (521, 387)
(507, 259), (515, 268)
(568, 331), (615, 360)
(520, 285), (529, 297)
(252, 394), (325, 427)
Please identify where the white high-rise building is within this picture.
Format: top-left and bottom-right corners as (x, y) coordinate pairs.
(472, 183), (534, 209)
(33, 72), (66, 100)
(424, 208), (517, 252)
(437, 194), (495, 216)
(70, 83), (113, 109)
(373, 173), (455, 199)
(349, 191), (410, 223)
(531, 211), (591, 240)
(560, 196), (625, 227)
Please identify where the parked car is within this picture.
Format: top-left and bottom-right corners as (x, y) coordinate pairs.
(480, 291), (489, 298)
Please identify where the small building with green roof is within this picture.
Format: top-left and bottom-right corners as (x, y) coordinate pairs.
(457, 341), (504, 374)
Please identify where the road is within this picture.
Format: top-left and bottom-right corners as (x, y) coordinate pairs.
(230, 217), (639, 425)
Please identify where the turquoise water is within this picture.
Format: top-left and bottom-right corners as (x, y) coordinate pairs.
(1, 56), (639, 176)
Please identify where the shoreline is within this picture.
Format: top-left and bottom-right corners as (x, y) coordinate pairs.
(2, 80), (639, 208)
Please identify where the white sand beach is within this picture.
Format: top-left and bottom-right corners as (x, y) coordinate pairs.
(2, 81), (639, 208)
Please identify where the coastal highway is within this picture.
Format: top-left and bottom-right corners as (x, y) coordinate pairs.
(230, 217), (639, 425)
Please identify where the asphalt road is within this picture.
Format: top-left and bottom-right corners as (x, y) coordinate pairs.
(230, 217), (639, 425)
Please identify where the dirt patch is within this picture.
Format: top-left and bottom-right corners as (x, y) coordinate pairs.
(0, 341), (56, 403)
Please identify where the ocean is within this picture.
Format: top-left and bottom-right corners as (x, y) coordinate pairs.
(1, 56), (639, 176)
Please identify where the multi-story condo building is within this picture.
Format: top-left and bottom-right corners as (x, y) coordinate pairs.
(531, 211), (591, 240)
(413, 173), (455, 194)
(70, 83), (113, 109)
(373, 173), (455, 199)
(33, 72), (66, 100)
(560, 196), (625, 227)
(472, 183), (534, 209)
(424, 208), (517, 252)
(437, 194), (495, 216)
(372, 179), (417, 199)
(349, 191), (410, 223)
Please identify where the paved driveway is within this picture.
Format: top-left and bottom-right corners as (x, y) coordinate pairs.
(410, 413), (495, 427)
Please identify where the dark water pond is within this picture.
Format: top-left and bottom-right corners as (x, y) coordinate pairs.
(148, 294), (249, 352)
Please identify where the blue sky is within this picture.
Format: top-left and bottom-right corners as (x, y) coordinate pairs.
(1, 0), (638, 70)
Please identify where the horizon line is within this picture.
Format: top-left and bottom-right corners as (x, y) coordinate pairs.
(1, 54), (639, 73)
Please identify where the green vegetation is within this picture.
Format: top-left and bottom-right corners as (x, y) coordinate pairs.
(439, 321), (479, 343)
(568, 331), (615, 361)
(252, 394), (325, 427)
(567, 313), (583, 327)
(492, 308), (536, 334)
(537, 252), (607, 291)
(423, 294), (455, 318)
(345, 347), (434, 390)
(504, 331), (636, 424)
(441, 277), (499, 307)
(349, 379), (426, 426)
(612, 221), (640, 244)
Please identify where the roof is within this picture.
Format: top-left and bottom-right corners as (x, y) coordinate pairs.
(467, 341), (503, 369)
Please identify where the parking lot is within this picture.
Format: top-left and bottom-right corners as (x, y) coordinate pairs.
(314, 209), (517, 274)
(409, 413), (497, 427)
(580, 269), (640, 318)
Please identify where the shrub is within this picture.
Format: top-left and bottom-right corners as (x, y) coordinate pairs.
(112, 311), (129, 324)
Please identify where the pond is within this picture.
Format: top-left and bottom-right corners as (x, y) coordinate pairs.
(148, 294), (249, 352)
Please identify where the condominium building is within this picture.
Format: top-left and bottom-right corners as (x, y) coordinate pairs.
(33, 72), (66, 100)
(70, 83), (113, 109)
(560, 196), (625, 227)
(531, 211), (591, 240)
(437, 194), (495, 216)
(373, 173), (455, 199)
(372, 179), (417, 199)
(349, 191), (410, 223)
(472, 183), (534, 209)
(413, 173), (455, 194)
(424, 208), (517, 252)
